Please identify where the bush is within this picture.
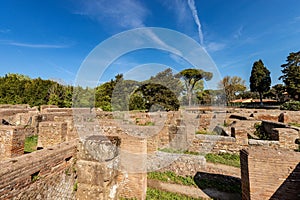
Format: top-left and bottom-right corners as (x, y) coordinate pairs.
(280, 100), (300, 111)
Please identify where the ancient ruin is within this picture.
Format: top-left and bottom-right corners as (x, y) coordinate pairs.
(0, 104), (299, 199)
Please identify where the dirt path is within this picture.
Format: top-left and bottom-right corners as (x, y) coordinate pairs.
(147, 179), (241, 200)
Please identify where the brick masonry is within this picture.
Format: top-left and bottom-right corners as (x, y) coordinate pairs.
(240, 147), (300, 200)
(0, 140), (77, 200)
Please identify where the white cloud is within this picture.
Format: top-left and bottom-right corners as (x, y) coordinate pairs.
(187, 0), (204, 45)
(7, 42), (69, 49)
(233, 26), (243, 39)
(0, 29), (11, 34)
(206, 42), (226, 52)
(74, 0), (148, 29)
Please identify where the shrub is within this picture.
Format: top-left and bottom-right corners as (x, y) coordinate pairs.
(280, 100), (300, 111)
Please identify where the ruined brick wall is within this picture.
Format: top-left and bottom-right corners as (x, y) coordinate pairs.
(0, 126), (25, 161)
(0, 140), (77, 199)
(76, 136), (120, 200)
(240, 147), (300, 200)
(188, 134), (243, 154)
(38, 122), (67, 148)
(278, 111), (300, 124)
(275, 128), (299, 150)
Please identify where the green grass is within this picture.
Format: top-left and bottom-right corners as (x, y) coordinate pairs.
(205, 153), (240, 168)
(148, 171), (197, 187)
(158, 148), (200, 155)
(289, 122), (300, 127)
(147, 171), (241, 194)
(24, 135), (38, 153)
(146, 188), (204, 200)
(195, 130), (216, 135)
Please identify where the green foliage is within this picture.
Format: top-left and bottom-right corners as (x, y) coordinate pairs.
(147, 171), (197, 187)
(195, 130), (216, 135)
(204, 153), (240, 168)
(158, 148), (200, 155)
(133, 83), (180, 111)
(280, 100), (300, 111)
(288, 122), (300, 127)
(253, 122), (271, 140)
(24, 135), (38, 153)
(218, 76), (246, 105)
(73, 181), (78, 192)
(0, 74), (74, 107)
(146, 188), (203, 200)
(264, 84), (286, 102)
(279, 51), (300, 100)
(250, 60), (271, 103)
(177, 68), (213, 106)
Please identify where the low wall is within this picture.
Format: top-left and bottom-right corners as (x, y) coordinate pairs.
(188, 134), (243, 154)
(240, 147), (300, 200)
(0, 140), (77, 199)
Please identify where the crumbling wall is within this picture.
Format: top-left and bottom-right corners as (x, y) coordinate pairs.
(76, 135), (120, 200)
(240, 147), (300, 200)
(0, 126), (25, 161)
(0, 140), (77, 199)
(38, 122), (67, 148)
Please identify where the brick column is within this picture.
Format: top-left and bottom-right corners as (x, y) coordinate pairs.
(0, 126), (25, 161)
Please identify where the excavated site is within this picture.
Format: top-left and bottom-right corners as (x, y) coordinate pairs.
(0, 104), (299, 200)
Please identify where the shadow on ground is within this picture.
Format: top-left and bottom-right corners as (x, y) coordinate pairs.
(194, 172), (241, 200)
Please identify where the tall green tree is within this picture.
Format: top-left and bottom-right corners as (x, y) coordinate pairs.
(147, 68), (183, 97)
(250, 60), (271, 105)
(133, 83), (180, 111)
(176, 68), (212, 106)
(279, 51), (300, 100)
(218, 76), (246, 105)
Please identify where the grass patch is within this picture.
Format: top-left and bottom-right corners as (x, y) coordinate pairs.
(146, 188), (204, 200)
(195, 130), (216, 135)
(205, 153), (240, 168)
(148, 171), (241, 194)
(24, 135), (38, 153)
(158, 148), (200, 155)
(289, 122), (300, 127)
(148, 171), (197, 187)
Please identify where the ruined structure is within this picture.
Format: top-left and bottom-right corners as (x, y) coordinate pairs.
(0, 105), (299, 199)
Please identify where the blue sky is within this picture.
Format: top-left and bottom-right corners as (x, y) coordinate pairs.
(0, 0), (299, 88)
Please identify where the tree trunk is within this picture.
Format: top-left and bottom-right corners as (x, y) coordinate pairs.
(188, 91), (192, 107)
(259, 92), (263, 106)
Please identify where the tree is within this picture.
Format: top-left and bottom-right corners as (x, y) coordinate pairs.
(176, 69), (212, 106)
(133, 83), (180, 111)
(147, 68), (183, 97)
(218, 76), (246, 105)
(250, 60), (271, 105)
(279, 51), (300, 100)
(264, 84), (286, 102)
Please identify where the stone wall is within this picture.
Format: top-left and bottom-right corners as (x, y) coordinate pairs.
(240, 147), (300, 200)
(158, 153), (240, 178)
(188, 134), (243, 154)
(0, 140), (77, 199)
(76, 135), (120, 200)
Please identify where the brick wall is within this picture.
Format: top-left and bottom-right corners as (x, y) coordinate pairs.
(38, 122), (67, 148)
(240, 147), (300, 200)
(0, 140), (77, 199)
(0, 126), (25, 161)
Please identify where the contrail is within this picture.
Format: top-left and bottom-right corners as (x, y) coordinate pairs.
(187, 0), (204, 45)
